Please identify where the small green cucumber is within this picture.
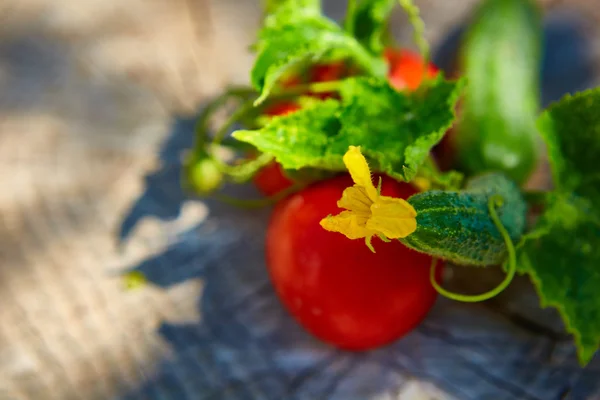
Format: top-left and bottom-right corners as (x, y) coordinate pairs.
(400, 173), (527, 266)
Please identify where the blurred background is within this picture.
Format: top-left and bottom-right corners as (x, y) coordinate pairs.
(1, 1), (599, 399)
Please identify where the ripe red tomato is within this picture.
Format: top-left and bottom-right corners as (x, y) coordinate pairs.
(266, 174), (441, 350)
(384, 48), (439, 91)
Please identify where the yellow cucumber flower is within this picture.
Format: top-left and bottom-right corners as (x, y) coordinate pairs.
(320, 146), (417, 252)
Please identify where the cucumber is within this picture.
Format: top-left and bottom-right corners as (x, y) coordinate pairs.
(400, 173), (527, 266)
(455, 0), (542, 184)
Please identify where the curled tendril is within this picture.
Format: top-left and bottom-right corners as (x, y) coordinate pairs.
(429, 194), (517, 303)
(398, 0), (430, 69)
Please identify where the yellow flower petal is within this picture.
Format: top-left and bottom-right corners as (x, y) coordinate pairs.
(337, 186), (372, 214)
(320, 210), (373, 239)
(343, 146), (378, 201)
(321, 145), (419, 249)
(367, 196), (417, 238)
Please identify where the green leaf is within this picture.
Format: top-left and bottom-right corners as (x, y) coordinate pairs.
(538, 88), (600, 206)
(516, 88), (600, 366)
(345, 0), (396, 54)
(517, 194), (600, 365)
(233, 99), (344, 170)
(335, 76), (463, 181)
(417, 157), (464, 190)
(233, 76), (463, 181)
(252, 5), (386, 105)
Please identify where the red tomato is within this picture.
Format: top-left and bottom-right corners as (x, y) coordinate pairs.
(253, 161), (295, 197)
(266, 174), (441, 350)
(308, 61), (349, 99)
(385, 48), (439, 91)
(310, 61), (347, 82)
(262, 101), (301, 118)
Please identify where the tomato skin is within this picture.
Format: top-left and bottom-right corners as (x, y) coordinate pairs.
(262, 101), (301, 118)
(266, 174), (442, 350)
(308, 61), (349, 99)
(385, 48), (440, 91)
(310, 62), (347, 82)
(253, 161), (295, 197)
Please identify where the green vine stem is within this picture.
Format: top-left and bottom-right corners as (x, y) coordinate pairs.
(290, 80), (346, 96)
(429, 194), (517, 302)
(211, 81), (345, 177)
(196, 81), (345, 148)
(205, 82), (345, 150)
(191, 81), (344, 156)
(398, 0), (431, 78)
(186, 80), (348, 190)
(211, 98), (257, 147)
(220, 152), (275, 183)
(253, 80), (347, 107)
(192, 87), (257, 155)
(345, 0), (358, 33)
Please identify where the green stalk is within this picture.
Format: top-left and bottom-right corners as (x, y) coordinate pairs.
(398, 0), (430, 78)
(344, 0), (358, 33)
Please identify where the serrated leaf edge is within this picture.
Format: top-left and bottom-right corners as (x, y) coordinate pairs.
(519, 252), (596, 366)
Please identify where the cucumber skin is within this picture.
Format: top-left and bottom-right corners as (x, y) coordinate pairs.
(400, 173), (527, 266)
(456, 0), (542, 185)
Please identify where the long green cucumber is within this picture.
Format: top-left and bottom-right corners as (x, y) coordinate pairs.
(455, 0), (542, 184)
(400, 173), (527, 266)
